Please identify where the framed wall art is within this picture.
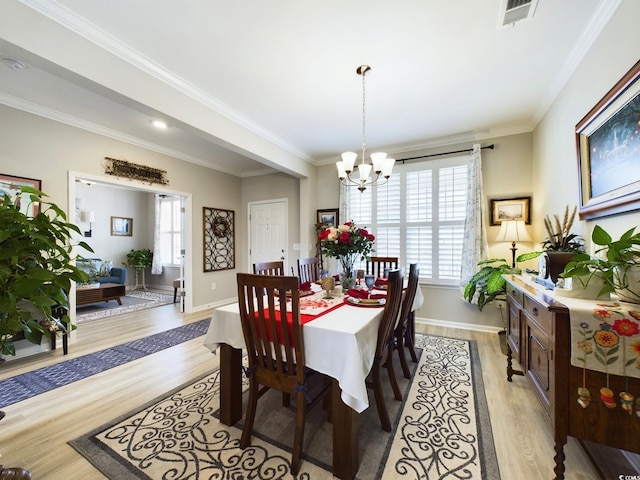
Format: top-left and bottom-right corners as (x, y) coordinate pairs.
(490, 197), (531, 225)
(317, 208), (339, 227)
(0, 173), (42, 216)
(576, 59), (640, 220)
(111, 216), (133, 236)
(203, 207), (235, 272)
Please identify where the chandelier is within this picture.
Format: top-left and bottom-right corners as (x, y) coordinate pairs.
(336, 65), (395, 192)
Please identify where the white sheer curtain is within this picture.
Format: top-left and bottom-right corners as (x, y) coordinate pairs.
(151, 194), (163, 275)
(339, 181), (348, 224)
(459, 144), (489, 296)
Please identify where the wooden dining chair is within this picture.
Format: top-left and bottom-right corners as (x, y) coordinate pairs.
(297, 257), (320, 284)
(236, 273), (331, 475)
(394, 263), (420, 379)
(366, 268), (404, 432)
(366, 256), (399, 278)
(252, 260), (285, 276)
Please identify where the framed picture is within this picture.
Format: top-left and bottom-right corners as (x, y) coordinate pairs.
(203, 207), (235, 272)
(0, 173), (42, 216)
(317, 208), (339, 227)
(490, 197), (531, 226)
(111, 216), (133, 236)
(576, 60), (640, 220)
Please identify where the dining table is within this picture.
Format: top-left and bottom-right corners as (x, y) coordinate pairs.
(203, 281), (423, 479)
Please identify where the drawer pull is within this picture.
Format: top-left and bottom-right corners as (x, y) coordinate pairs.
(532, 307), (538, 316)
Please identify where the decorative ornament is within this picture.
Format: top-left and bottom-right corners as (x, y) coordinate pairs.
(619, 391), (635, 415)
(600, 386), (616, 409)
(104, 157), (169, 185)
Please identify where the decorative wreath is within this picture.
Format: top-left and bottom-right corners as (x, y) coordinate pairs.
(213, 216), (231, 238)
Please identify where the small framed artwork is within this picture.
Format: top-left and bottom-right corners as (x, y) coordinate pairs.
(203, 207), (235, 272)
(317, 208), (339, 227)
(576, 59), (640, 220)
(490, 197), (531, 225)
(111, 216), (133, 236)
(0, 173), (42, 216)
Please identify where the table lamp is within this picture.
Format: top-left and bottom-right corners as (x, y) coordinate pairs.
(495, 220), (532, 268)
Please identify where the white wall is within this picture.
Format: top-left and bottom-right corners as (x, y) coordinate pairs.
(533, 0), (640, 252)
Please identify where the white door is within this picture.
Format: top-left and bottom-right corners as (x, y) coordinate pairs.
(249, 200), (288, 272)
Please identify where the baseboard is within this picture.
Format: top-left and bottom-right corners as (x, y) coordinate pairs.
(415, 316), (504, 334)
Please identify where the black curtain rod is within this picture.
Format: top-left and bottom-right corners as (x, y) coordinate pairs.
(397, 144), (494, 163)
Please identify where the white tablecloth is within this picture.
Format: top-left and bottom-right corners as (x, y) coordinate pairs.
(203, 283), (424, 412)
(203, 294), (382, 412)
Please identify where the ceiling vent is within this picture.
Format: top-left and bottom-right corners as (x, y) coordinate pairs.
(499, 0), (538, 28)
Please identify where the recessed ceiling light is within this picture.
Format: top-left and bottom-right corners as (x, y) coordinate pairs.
(1, 57), (25, 71)
(152, 120), (168, 129)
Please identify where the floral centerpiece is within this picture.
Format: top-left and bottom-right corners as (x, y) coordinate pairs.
(317, 221), (375, 289)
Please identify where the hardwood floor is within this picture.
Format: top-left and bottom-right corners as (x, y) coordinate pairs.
(0, 305), (599, 479)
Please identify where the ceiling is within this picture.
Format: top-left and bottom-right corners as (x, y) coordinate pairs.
(0, 0), (619, 179)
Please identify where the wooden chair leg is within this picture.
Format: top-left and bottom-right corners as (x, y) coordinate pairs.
(240, 380), (259, 449)
(407, 312), (418, 363)
(386, 350), (403, 401)
(291, 391), (307, 475)
(372, 362), (391, 432)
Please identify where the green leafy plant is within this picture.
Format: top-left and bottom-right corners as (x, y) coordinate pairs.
(124, 248), (153, 270)
(464, 252), (541, 311)
(562, 225), (640, 302)
(0, 186), (93, 357)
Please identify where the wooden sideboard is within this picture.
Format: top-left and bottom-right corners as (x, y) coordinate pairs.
(504, 275), (640, 479)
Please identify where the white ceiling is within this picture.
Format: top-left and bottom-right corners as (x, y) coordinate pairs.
(0, 0), (620, 178)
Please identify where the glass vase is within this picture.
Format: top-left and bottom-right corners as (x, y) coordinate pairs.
(340, 273), (356, 290)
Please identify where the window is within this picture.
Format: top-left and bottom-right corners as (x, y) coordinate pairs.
(159, 196), (183, 266)
(345, 155), (468, 285)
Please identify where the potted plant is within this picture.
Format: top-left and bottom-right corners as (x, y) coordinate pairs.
(463, 252), (541, 311)
(124, 248), (153, 289)
(0, 186), (92, 359)
(562, 225), (640, 303)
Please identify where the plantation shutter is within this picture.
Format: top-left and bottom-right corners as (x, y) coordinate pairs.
(344, 155), (468, 285)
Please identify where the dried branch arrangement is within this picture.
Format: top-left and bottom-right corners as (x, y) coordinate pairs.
(542, 205), (584, 252)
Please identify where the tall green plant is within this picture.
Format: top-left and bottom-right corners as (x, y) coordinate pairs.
(124, 248), (153, 269)
(464, 252), (541, 311)
(0, 186), (93, 357)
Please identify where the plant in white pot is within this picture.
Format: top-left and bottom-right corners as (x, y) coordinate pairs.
(562, 225), (640, 303)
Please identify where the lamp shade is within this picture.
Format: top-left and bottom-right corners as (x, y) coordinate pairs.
(81, 211), (95, 223)
(495, 220), (532, 243)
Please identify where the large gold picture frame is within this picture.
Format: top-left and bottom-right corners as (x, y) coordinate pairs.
(576, 60), (640, 220)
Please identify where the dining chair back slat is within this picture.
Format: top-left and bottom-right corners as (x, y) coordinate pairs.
(367, 268), (404, 431)
(236, 272), (330, 475)
(253, 261), (285, 276)
(366, 256), (399, 278)
(297, 257), (320, 284)
(394, 263), (420, 378)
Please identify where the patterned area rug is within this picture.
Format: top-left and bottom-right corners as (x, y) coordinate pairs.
(0, 319), (210, 408)
(69, 334), (500, 479)
(76, 291), (175, 323)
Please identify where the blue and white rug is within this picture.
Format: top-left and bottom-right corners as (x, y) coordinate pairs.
(70, 334), (500, 479)
(0, 319), (210, 408)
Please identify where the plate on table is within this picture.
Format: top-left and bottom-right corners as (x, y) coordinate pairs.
(275, 289), (315, 297)
(345, 296), (386, 307)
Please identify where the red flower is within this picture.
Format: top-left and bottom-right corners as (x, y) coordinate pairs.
(338, 231), (352, 243)
(367, 233), (375, 241)
(593, 308), (613, 319)
(358, 228), (369, 237)
(317, 229), (330, 240)
(612, 318), (640, 337)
